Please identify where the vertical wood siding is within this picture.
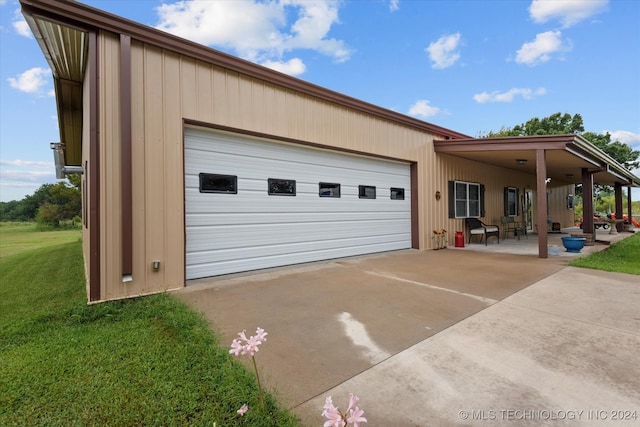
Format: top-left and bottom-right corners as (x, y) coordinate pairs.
(93, 33), (573, 300)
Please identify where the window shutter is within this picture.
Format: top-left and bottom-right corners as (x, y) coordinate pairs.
(480, 184), (486, 217)
(448, 181), (455, 218)
(504, 187), (509, 216)
(516, 188), (520, 215)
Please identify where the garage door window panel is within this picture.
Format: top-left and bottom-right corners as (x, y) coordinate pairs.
(319, 182), (341, 198)
(199, 173), (237, 194)
(268, 178), (296, 196)
(391, 187), (405, 200)
(359, 185), (376, 199)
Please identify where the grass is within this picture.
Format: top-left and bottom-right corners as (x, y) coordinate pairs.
(0, 222), (81, 259)
(569, 232), (640, 275)
(0, 235), (301, 425)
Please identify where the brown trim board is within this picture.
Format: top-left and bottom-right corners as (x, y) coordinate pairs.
(88, 30), (101, 301)
(120, 34), (133, 279)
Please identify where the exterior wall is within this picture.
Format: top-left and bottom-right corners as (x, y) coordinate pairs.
(434, 153), (574, 244)
(90, 31), (574, 301)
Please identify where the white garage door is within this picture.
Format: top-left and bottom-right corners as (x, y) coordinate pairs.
(184, 127), (412, 280)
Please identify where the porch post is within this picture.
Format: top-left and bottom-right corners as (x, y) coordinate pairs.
(614, 182), (623, 232)
(581, 168), (594, 234)
(628, 187), (633, 229)
(536, 149), (548, 258)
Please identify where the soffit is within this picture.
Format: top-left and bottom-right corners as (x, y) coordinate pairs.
(23, 11), (88, 166)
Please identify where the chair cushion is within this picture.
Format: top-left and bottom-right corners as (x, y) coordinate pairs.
(469, 228), (485, 235)
(485, 226), (499, 233)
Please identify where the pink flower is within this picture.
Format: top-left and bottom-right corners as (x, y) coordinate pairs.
(237, 404), (248, 416)
(229, 327), (268, 357)
(322, 394), (367, 427)
(322, 396), (345, 427)
(347, 406), (367, 427)
(229, 338), (243, 356)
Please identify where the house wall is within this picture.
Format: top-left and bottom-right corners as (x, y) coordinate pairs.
(88, 31), (573, 301)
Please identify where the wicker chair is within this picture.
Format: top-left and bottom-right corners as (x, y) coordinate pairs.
(465, 218), (500, 245)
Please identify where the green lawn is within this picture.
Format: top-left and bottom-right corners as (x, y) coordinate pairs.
(569, 232), (640, 275)
(0, 234), (301, 426)
(0, 222), (81, 259)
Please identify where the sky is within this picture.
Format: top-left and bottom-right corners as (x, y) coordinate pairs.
(1, 0), (639, 202)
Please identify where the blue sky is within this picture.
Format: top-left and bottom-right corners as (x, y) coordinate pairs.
(1, 0), (639, 202)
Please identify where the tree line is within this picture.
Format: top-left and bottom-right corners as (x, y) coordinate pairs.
(0, 174), (81, 227)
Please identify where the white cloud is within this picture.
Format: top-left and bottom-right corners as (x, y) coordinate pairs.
(473, 87), (547, 103)
(0, 160), (54, 167)
(529, 0), (608, 28)
(426, 33), (461, 69)
(0, 160), (57, 201)
(13, 8), (32, 38)
(515, 30), (569, 66)
(607, 130), (640, 150)
(389, 0), (400, 12)
(261, 58), (306, 76)
(154, 0), (350, 75)
(408, 100), (440, 117)
(7, 67), (52, 94)
(0, 169), (54, 182)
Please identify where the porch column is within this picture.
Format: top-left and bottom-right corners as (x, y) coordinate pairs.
(628, 187), (633, 229)
(536, 149), (548, 258)
(581, 168), (594, 234)
(614, 182), (623, 232)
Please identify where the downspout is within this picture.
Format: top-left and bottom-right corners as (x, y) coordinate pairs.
(120, 34), (133, 282)
(88, 31), (101, 302)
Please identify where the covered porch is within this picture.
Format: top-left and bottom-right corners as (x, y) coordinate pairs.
(435, 134), (640, 258)
(454, 225), (634, 257)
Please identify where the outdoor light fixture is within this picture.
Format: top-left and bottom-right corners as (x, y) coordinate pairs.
(515, 159), (527, 165)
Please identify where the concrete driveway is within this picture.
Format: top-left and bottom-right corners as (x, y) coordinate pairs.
(175, 248), (640, 426)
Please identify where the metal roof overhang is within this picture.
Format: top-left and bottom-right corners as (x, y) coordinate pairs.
(434, 134), (640, 188)
(22, 7), (89, 167)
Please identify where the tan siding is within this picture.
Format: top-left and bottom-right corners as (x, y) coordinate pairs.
(161, 50), (185, 289)
(98, 32), (122, 300)
(98, 35), (572, 300)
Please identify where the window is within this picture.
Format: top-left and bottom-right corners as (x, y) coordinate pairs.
(504, 187), (519, 216)
(449, 181), (481, 218)
(199, 173), (237, 194)
(358, 185), (376, 199)
(268, 178), (296, 196)
(319, 182), (341, 198)
(390, 187), (405, 200)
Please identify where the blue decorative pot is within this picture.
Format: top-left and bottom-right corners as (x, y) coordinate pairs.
(561, 236), (586, 253)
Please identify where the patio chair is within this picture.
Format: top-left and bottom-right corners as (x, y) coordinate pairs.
(465, 218), (500, 245)
(501, 216), (526, 240)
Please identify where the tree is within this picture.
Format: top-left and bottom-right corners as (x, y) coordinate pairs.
(484, 112), (639, 170)
(35, 181), (81, 227)
(582, 131), (640, 171)
(485, 112), (585, 137)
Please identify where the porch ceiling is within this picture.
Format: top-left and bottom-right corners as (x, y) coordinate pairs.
(434, 134), (640, 188)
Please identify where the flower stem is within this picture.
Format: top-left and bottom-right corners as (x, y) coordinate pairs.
(252, 356), (264, 408)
